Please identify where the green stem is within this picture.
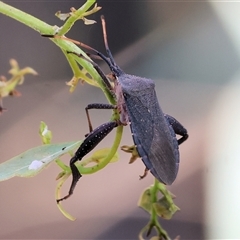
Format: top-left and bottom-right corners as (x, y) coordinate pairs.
(158, 182), (174, 206)
(55, 159), (69, 171)
(0, 1), (55, 34)
(55, 172), (76, 221)
(150, 178), (159, 221)
(149, 179), (170, 239)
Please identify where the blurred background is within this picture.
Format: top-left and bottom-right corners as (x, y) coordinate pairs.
(0, 1), (240, 239)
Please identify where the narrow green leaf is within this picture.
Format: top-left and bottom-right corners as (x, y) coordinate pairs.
(0, 141), (81, 181)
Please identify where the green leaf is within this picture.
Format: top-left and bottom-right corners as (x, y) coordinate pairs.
(153, 196), (180, 220)
(137, 187), (152, 214)
(39, 121), (52, 144)
(0, 141), (81, 181)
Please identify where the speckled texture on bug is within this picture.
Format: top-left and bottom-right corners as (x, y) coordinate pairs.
(118, 74), (179, 185)
(76, 122), (118, 159)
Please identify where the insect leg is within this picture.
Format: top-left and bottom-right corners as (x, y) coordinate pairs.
(57, 121), (119, 203)
(164, 114), (188, 145)
(85, 103), (116, 133)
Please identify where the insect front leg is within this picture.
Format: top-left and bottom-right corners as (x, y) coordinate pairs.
(164, 114), (189, 145)
(85, 103), (116, 133)
(57, 121), (119, 203)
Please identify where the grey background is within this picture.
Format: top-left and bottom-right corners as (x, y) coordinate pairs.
(0, 1), (239, 239)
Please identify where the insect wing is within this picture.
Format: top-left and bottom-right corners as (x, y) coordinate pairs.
(124, 88), (179, 184)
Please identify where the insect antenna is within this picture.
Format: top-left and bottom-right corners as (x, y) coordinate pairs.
(100, 15), (116, 67)
(100, 15), (123, 76)
(46, 35), (112, 66)
(42, 15), (122, 76)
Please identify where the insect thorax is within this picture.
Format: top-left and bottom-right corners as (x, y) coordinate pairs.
(118, 74), (155, 96)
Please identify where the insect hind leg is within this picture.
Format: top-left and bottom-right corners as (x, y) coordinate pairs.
(56, 121), (119, 203)
(164, 114), (188, 145)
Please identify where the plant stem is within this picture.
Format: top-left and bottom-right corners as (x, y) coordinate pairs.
(0, 0), (96, 35)
(148, 179), (170, 239)
(0, 1), (54, 34)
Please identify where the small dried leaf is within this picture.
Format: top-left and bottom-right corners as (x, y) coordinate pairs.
(0, 59), (37, 100)
(70, 7), (76, 12)
(66, 76), (79, 92)
(55, 171), (65, 180)
(55, 10), (71, 21)
(8, 59), (19, 75)
(82, 17), (96, 25)
(121, 145), (139, 164)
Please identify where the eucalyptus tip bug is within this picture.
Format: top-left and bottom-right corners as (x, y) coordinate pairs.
(43, 15), (188, 203)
